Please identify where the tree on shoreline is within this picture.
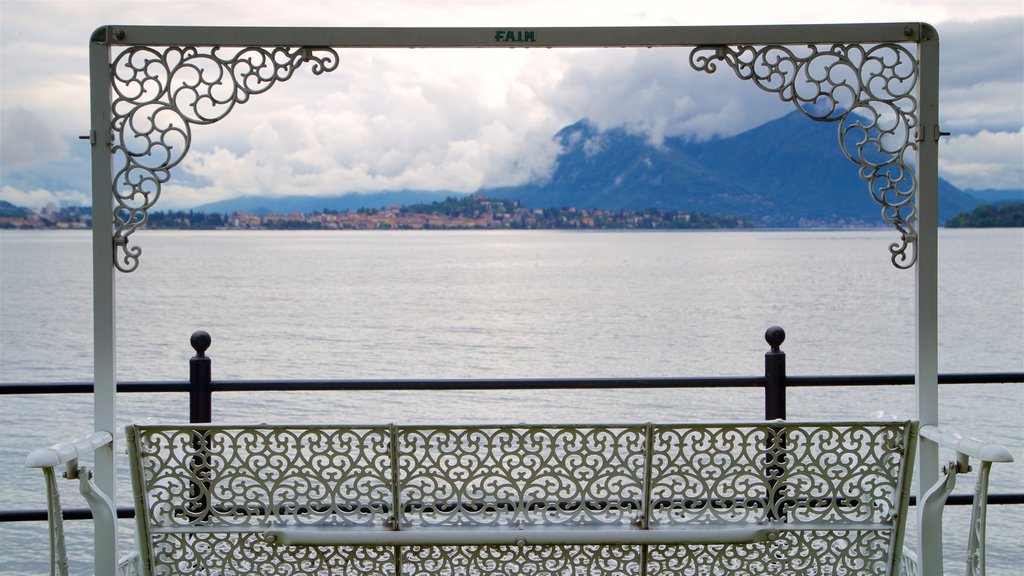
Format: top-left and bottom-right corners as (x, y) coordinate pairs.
(945, 203), (1024, 228)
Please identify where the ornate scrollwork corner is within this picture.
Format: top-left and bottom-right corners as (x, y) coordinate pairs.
(108, 45), (341, 272)
(113, 233), (141, 274)
(690, 43), (921, 269)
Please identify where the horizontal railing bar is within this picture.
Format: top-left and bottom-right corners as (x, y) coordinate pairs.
(213, 377), (767, 392)
(787, 373), (1024, 387)
(4, 492), (1024, 523)
(0, 507), (136, 522)
(3, 372), (1022, 395)
(0, 381), (189, 395)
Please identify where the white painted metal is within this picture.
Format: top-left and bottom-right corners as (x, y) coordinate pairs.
(911, 424), (1014, 576)
(25, 431), (140, 576)
(967, 462), (998, 576)
(100, 23), (923, 48)
(34, 419), (1010, 575)
(915, 23), (942, 576)
(99, 24), (926, 272)
(126, 421), (917, 575)
(916, 424), (1015, 576)
(77, 467), (118, 570)
(40, 468), (68, 576)
(83, 22), (948, 576)
(920, 425), (1016, 463)
(89, 30), (119, 576)
(266, 526), (782, 547)
(25, 431), (113, 469)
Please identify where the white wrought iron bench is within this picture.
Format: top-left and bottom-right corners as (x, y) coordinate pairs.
(26, 419), (1012, 575)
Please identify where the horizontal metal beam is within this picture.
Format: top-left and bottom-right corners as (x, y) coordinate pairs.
(786, 372), (1024, 387)
(3, 373), (1021, 395)
(0, 381), (188, 395)
(0, 507), (135, 522)
(264, 526), (782, 547)
(4, 373), (1019, 393)
(7, 493), (1024, 523)
(95, 23), (924, 48)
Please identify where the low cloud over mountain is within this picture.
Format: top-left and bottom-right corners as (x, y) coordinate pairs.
(481, 111), (977, 227)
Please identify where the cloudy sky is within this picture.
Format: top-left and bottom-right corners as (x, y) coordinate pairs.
(1, 0), (1022, 209)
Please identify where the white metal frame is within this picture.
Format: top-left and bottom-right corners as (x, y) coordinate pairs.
(86, 24), (941, 576)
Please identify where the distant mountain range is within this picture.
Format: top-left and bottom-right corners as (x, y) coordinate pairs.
(481, 112), (977, 226)
(195, 111), (1013, 226)
(195, 190), (456, 216)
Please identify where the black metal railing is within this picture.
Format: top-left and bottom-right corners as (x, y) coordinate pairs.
(2, 326), (1022, 523)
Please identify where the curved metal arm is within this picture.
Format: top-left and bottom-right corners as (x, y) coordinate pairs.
(77, 465), (119, 562)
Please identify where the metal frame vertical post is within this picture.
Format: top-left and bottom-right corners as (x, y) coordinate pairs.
(763, 326), (787, 522)
(764, 326), (786, 421)
(189, 331), (213, 424)
(915, 23), (942, 576)
(89, 28), (118, 576)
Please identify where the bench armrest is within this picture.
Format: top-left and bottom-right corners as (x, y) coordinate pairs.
(25, 431), (118, 576)
(910, 425), (1014, 576)
(919, 425), (1014, 464)
(26, 430), (113, 470)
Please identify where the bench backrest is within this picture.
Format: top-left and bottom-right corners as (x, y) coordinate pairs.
(126, 421), (916, 575)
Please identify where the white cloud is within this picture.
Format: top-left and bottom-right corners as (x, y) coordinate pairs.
(1, 1), (1022, 208)
(171, 44), (798, 206)
(0, 185), (88, 208)
(939, 17), (1023, 88)
(150, 49), (567, 205)
(0, 107), (70, 170)
(542, 48), (794, 145)
(938, 17), (1024, 134)
(941, 81), (1024, 134)
(940, 129), (1024, 190)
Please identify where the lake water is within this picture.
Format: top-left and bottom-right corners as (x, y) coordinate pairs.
(1, 228), (1022, 574)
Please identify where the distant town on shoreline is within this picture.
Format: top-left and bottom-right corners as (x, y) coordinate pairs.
(1, 196), (757, 231)
(2, 195), (1022, 231)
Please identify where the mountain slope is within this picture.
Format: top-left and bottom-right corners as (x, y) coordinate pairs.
(482, 120), (766, 216)
(195, 191), (455, 215)
(668, 112), (976, 224)
(484, 111), (977, 226)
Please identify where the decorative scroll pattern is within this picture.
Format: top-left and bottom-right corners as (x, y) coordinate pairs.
(131, 426), (393, 527)
(399, 426), (646, 528)
(108, 46), (340, 272)
(649, 423), (907, 526)
(690, 44), (921, 268)
(128, 421), (913, 575)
